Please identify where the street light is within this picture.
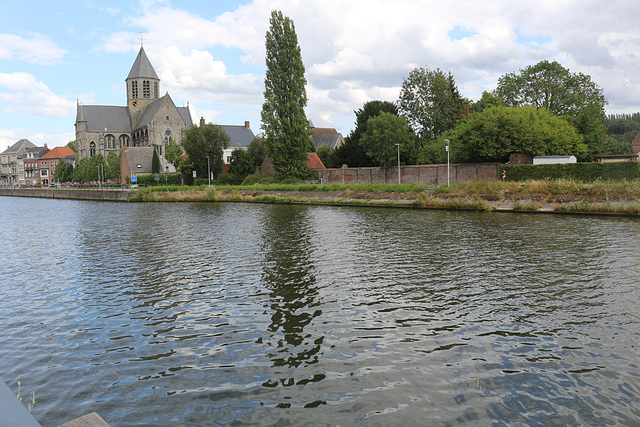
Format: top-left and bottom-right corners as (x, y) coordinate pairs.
(206, 156), (210, 186)
(444, 139), (450, 187)
(395, 143), (400, 185)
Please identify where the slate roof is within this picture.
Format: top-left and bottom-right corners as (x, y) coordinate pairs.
(221, 125), (256, 148)
(123, 147), (155, 174)
(26, 146), (50, 157)
(2, 139), (35, 154)
(311, 133), (343, 150)
(79, 105), (132, 132)
(127, 46), (159, 80)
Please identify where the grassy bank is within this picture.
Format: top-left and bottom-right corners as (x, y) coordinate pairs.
(128, 179), (640, 216)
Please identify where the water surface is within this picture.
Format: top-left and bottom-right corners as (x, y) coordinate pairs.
(1, 197), (639, 426)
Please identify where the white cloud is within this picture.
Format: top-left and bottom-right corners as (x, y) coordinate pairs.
(0, 33), (67, 65)
(0, 72), (76, 117)
(93, 0), (640, 133)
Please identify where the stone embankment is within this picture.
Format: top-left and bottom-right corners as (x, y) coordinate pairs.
(0, 188), (130, 201)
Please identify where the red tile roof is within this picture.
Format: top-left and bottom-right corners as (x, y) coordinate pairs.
(307, 152), (326, 169)
(313, 127), (338, 136)
(40, 146), (75, 160)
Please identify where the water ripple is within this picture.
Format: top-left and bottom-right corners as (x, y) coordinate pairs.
(1, 198), (639, 425)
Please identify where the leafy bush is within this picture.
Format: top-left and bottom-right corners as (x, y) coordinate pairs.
(501, 162), (640, 182)
(134, 173), (182, 186)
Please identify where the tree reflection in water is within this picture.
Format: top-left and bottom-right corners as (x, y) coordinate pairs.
(258, 205), (326, 406)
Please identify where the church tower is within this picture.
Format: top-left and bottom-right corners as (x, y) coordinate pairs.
(126, 46), (160, 128)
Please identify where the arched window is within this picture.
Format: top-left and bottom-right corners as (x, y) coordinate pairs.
(90, 141), (96, 157)
(132, 81), (138, 99)
(119, 135), (130, 149)
(143, 80), (150, 98)
(105, 134), (115, 150)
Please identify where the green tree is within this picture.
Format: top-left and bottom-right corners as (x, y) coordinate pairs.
(106, 151), (121, 181)
(151, 148), (160, 174)
(494, 61), (608, 161)
(72, 154), (106, 182)
(261, 10), (313, 179)
(165, 139), (184, 170)
(334, 100), (399, 168)
(316, 145), (338, 168)
(494, 60), (607, 117)
(247, 137), (267, 171)
(450, 106), (586, 163)
(228, 148), (256, 181)
(398, 66), (469, 140)
(181, 123), (229, 180)
(359, 112), (417, 168)
(53, 161), (73, 182)
(471, 91), (505, 113)
(66, 140), (76, 152)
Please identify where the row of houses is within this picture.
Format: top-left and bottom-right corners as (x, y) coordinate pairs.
(0, 140), (75, 186)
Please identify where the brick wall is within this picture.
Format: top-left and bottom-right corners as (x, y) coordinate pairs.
(316, 163), (500, 185)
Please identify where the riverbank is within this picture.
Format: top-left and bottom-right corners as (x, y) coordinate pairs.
(130, 180), (640, 216)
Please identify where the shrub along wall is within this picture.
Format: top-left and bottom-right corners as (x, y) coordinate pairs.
(133, 174), (183, 186)
(502, 162), (640, 182)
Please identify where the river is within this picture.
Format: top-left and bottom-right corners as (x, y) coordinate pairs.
(1, 196), (639, 426)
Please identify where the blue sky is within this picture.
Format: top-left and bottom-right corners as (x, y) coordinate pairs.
(2, 0), (640, 152)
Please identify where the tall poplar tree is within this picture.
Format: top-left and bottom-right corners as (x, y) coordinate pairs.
(261, 10), (313, 179)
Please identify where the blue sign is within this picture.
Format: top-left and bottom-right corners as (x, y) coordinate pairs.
(131, 175), (137, 183)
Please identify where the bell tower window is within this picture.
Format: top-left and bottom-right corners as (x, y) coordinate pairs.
(132, 81), (138, 98)
(143, 80), (150, 98)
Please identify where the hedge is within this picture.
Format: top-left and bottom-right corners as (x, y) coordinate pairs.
(502, 162), (640, 182)
(132, 173), (183, 186)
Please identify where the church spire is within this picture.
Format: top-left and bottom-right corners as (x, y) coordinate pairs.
(127, 46), (159, 80)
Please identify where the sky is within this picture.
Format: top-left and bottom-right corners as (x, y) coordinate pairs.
(2, 0), (640, 153)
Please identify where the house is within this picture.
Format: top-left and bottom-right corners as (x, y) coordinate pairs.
(38, 146), (75, 185)
(0, 139), (36, 185)
(23, 145), (50, 185)
(196, 118), (257, 173)
(120, 146), (161, 183)
(75, 46), (193, 162)
(310, 124), (345, 150)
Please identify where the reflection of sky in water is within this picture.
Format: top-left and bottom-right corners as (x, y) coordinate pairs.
(1, 197), (639, 426)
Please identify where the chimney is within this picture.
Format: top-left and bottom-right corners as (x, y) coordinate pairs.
(245, 121), (250, 129)
(200, 117), (205, 127)
(44, 144), (48, 149)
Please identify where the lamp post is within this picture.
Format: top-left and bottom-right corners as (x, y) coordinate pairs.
(445, 139), (450, 187)
(395, 143), (400, 185)
(206, 156), (210, 186)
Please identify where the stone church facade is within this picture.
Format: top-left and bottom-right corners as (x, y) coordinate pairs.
(75, 46), (193, 161)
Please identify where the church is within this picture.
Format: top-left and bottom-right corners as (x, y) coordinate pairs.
(75, 46), (193, 161)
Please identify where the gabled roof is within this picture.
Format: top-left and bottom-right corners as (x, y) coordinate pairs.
(41, 146), (75, 160)
(127, 46), (159, 80)
(220, 125), (255, 148)
(80, 105), (132, 132)
(2, 139), (35, 154)
(307, 152), (326, 170)
(133, 94), (192, 130)
(123, 147), (155, 174)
